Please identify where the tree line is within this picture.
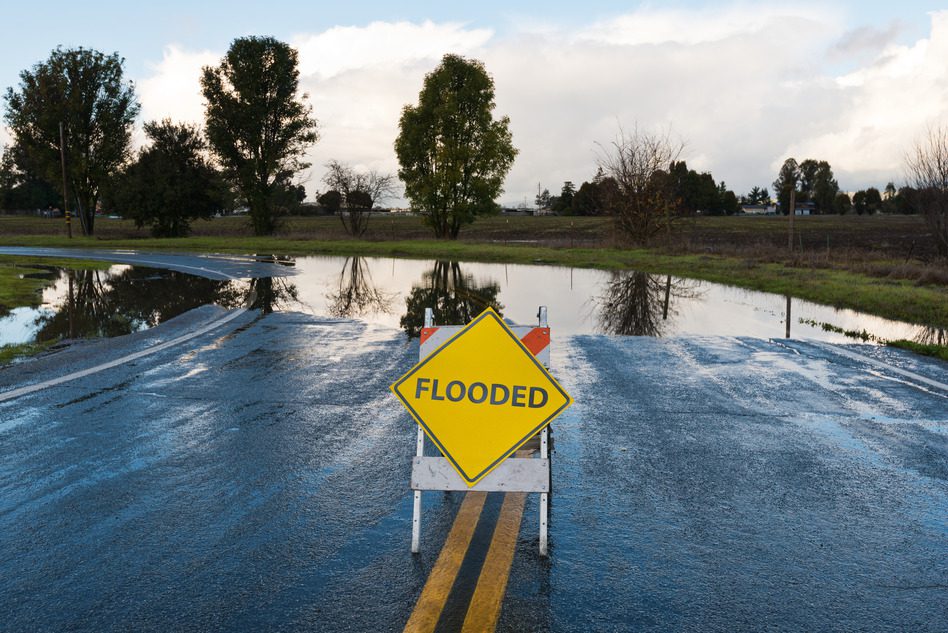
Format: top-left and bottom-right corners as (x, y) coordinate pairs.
(1, 40), (947, 254)
(1, 43), (515, 239)
(539, 161), (741, 217)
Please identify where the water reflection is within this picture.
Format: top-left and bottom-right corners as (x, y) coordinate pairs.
(915, 326), (946, 346)
(596, 272), (701, 336)
(326, 257), (394, 318)
(35, 267), (244, 342)
(400, 261), (504, 337)
(246, 277), (299, 315)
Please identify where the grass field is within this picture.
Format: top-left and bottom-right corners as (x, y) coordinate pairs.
(2, 213), (947, 333)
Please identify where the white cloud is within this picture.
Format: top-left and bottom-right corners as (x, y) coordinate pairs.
(785, 10), (948, 188)
(137, 45), (219, 127)
(575, 3), (840, 46)
(291, 20), (492, 79)
(128, 7), (948, 203)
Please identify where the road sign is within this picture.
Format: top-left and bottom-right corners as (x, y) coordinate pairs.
(391, 308), (572, 487)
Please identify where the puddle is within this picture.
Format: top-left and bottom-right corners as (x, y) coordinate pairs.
(0, 256), (943, 350)
(0, 265), (244, 347)
(284, 256), (941, 346)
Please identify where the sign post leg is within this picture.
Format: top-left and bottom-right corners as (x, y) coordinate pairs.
(412, 427), (424, 553)
(540, 426), (549, 556)
(537, 305), (550, 557)
(411, 307), (435, 554)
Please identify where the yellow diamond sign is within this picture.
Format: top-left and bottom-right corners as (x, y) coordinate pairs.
(391, 308), (572, 487)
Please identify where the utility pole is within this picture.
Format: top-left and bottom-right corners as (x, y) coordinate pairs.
(59, 122), (71, 239)
(787, 186), (795, 252)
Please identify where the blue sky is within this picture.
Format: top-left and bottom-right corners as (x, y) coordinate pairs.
(3, 1), (948, 202)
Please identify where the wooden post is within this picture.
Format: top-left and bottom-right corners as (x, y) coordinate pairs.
(59, 122), (71, 239)
(785, 295), (792, 339)
(788, 187), (795, 252)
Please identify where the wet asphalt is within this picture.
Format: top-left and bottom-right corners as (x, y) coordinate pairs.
(0, 250), (946, 632)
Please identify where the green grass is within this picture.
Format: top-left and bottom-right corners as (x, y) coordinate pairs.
(0, 340), (58, 365)
(2, 214), (947, 331)
(887, 340), (948, 361)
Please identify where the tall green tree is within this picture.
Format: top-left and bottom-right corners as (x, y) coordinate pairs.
(864, 187), (883, 214)
(773, 158), (800, 214)
(833, 191), (852, 215)
(798, 159), (839, 214)
(395, 54), (517, 239)
(553, 181), (576, 214)
(4, 47), (139, 235)
(201, 36), (319, 236)
(111, 119), (230, 237)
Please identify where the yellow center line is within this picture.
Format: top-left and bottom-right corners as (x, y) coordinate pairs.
(460, 491), (527, 633)
(404, 491), (488, 633)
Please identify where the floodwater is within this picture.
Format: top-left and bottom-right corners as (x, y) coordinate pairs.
(1, 256), (943, 349)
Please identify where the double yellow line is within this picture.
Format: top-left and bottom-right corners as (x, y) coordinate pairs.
(403, 490), (527, 632)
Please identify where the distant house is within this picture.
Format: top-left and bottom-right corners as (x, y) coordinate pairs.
(794, 202), (816, 216)
(741, 204), (777, 215)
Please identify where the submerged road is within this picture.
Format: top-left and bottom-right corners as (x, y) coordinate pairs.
(0, 250), (946, 631)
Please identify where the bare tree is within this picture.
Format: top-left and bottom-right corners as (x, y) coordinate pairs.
(906, 126), (948, 257)
(597, 126), (683, 245)
(322, 160), (398, 236)
(596, 271), (701, 336)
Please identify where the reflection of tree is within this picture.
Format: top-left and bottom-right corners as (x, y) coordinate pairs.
(246, 276), (299, 315)
(915, 326), (946, 346)
(400, 261), (504, 337)
(326, 257), (394, 318)
(596, 271), (699, 336)
(35, 267), (245, 342)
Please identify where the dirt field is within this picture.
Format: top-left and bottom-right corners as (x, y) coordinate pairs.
(1, 213), (939, 261)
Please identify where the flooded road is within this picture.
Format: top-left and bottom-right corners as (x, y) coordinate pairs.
(0, 249), (946, 631)
(2, 251), (942, 351)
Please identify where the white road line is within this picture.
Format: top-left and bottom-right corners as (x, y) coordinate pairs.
(806, 340), (948, 395)
(0, 308), (248, 403)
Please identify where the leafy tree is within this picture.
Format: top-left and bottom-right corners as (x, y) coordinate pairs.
(895, 186), (919, 214)
(743, 186), (771, 205)
(660, 161), (737, 215)
(553, 181), (576, 214)
(0, 144), (61, 211)
(853, 190), (868, 215)
(781, 158), (838, 214)
(535, 188), (551, 210)
(4, 47), (139, 235)
(201, 36), (319, 236)
(317, 190), (342, 213)
(111, 119), (229, 237)
(833, 191), (852, 215)
(773, 158), (800, 214)
(719, 187), (740, 215)
(322, 160), (397, 236)
(395, 54), (517, 238)
(571, 178), (617, 216)
(865, 187), (883, 214)
(809, 161), (839, 214)
(884, 181), (897, 200)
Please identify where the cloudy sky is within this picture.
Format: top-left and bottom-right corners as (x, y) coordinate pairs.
(2, 1), (947, 205)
